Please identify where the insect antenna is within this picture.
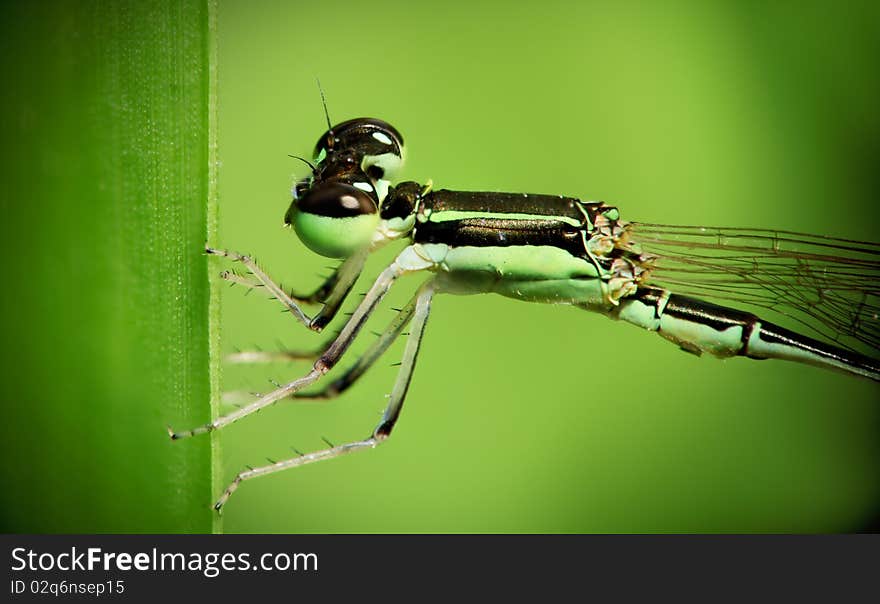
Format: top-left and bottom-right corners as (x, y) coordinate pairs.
(316, 77), (335, 149)
(287, 154), (316, 173)
(317, 77), (332, 131)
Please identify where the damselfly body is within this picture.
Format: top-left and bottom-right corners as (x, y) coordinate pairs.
(170, 117), (879, 511)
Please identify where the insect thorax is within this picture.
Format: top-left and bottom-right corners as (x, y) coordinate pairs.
(376, 185), (653, 306)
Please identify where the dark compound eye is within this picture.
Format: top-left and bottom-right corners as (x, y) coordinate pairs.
(313, 118), (405, 183)
(284, 176), (380, 258)
(314, 118), (404, 154)
(290, 180), (377, 220)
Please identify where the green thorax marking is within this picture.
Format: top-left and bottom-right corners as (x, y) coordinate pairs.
(390, 187), (649, 306)
(416, 189), (602, 227)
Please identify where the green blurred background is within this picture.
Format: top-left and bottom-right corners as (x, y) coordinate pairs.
(215, 0), (879, 533)
(1, 0), (878, 533)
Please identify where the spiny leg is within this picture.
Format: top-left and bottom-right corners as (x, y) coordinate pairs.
(169, 246), (434, 439)
(225, 338), (334, 364)
(223, 242), (417, 367)
(220, 338), (333, 405)
(214, 282), (436, 512)
(224, 243), (370, 363)
(295, 286), (419, 401)
(221, 337), (334, 405)
(218, 247), (366, 305)
(309, 250), (369, 330)
(207, 246), (367, 331)
(288, 251), (365, 306)
(224, 296), (416, 404)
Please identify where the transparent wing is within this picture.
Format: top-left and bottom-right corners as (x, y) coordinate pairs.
(623, 223), (880, 356)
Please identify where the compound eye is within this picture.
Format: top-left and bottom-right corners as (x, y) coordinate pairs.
(313, 118), (405, 182)
(285, 180), (380, 258)
(295, 180), (377, 218)
(359, 121), (404, 182)
(362, 140), (404, 182)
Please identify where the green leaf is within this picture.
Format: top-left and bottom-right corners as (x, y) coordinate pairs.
(0, 0), (218, 532)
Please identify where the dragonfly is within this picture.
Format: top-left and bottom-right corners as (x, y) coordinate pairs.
(169, 116), (880, 512)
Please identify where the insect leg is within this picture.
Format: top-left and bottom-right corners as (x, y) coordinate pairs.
(169, 246), (435, 439)
(225, 343), (329, 364)
(220, 250), (362, 304)
(289, 251), (366, 306)
(294, 282), (419, 401)
(221, 338), (332, 401)
(291, 249), (370, 331)
(207, 246), (367, 332)
(213, 281), (436, 512)
(223, 286), (418, 405)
